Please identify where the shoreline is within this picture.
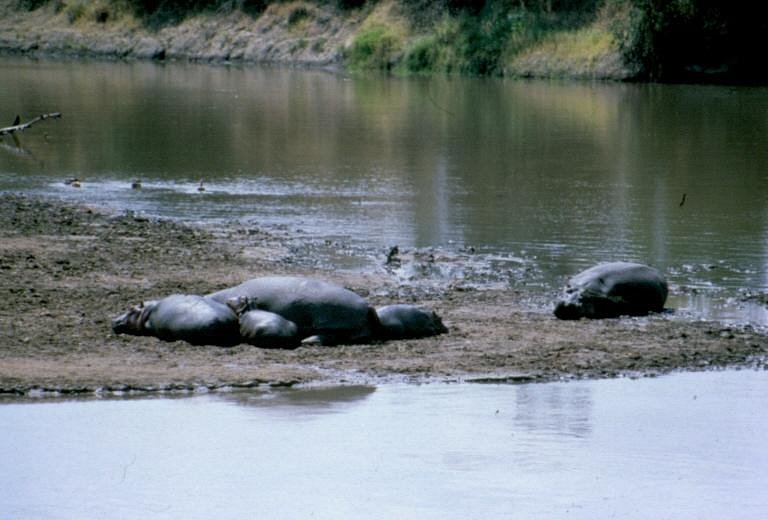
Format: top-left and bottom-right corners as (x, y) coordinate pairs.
(0, 0), (633, 81)
(1, 194), (766, 398)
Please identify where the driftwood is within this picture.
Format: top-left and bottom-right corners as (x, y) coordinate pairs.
(0, 112), (62, 136)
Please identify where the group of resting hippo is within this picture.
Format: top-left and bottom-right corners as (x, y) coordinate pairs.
(112, 261), (669, 348)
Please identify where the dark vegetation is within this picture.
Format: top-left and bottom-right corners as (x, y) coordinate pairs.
(128, 0), (363, 26)
(617, 0), (768, 83)
(123, 0), (269, 27)
(346, 0), (602, 75)
(14, 0), (767, 82)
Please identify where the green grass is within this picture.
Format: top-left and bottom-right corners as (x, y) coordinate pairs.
(345, 25), (403, 71)
(396, 12), (551, 75)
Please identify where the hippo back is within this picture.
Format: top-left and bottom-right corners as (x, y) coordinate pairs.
(148, 294), (240, 346)
(576, 262), (667, 309)
(208, 276), (376, 342)
(556, 262), (668, 319)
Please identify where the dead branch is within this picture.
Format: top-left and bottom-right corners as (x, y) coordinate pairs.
(0, 112), (62, 136)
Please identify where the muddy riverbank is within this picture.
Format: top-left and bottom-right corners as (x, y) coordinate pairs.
(0, 0), (355, 67)
(1, 194), (766, 396)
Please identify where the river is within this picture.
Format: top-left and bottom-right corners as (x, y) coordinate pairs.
(2, 56), (768, 323)
(1, 369), (766, 519)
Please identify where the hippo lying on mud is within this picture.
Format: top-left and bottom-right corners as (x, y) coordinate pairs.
(225, 296), (301, 349)
(111, 294), (241, 346)
(207, 276), (379, 346)
(375, 304), (448, 340)
(554, 262), (668, 320)
(112, 276), (448, 347)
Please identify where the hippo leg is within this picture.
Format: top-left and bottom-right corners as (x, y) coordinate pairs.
(300, 334), (353, 347)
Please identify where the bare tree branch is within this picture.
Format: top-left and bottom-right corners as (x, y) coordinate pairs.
(0, 112), (62, 136)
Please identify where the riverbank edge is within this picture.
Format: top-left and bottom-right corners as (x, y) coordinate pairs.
(0, 0), (634, 80)
(1, 194), (766, 399)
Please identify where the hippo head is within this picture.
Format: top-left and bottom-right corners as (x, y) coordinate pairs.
(425, 310), (448, 335)
(553, 287), (585, 320)
(555, 287), (614, 320)
(111, 301), (157, 336)
(225, 296), (259, 316)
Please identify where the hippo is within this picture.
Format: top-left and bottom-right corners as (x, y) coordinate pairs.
(375, 304), (448, 340)
(554, 262), (668, 320)
(207, 276), (379, 346)
(225, 296), (301, 349)
(112, 294), (240, 346)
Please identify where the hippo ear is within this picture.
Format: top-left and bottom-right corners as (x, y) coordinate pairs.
(138, 300), (157, 328)
(226, 295), (253, 315)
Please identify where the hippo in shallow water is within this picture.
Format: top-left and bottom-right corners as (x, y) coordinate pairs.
(554, 262), (668, 320)
(111, 294), (240, 346)
(207, 276), (379, 346)
(375, 304), (448, 340)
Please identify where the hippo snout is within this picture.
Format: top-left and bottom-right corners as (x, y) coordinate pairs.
(111, 306), (147, 336)
(111, 313), (131, 334)
(554, 301), (582, 320)
(554, 289), (584, 320)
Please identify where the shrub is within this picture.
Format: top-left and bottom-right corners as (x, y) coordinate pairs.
(402, 35), (439, 72)
(16, 0), (48, 10)
(130, 0), (267, 28)
(64, 0), (87, 22)
(345, 25), (402, 70)
(287, 5), (310, 26)
(335, 0), (366, 9)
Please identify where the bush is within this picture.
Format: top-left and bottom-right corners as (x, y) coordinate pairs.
(454, 11), (511, 74)
(64, 0), (87, 22)
(402, 35), (439, 72)
(335, 0), (366, 9)
(131, 0), (266, 28)
(16, 0), (48, 10)
(287, 5), (310, 25)
(345, 25), (402, 70)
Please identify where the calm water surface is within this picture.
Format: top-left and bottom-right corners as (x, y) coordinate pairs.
(1, 57), (768, 323)
(1, 370), (766, 519)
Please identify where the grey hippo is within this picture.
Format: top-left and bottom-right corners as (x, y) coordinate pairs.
(111, 294), (240, 346)
(375, 304), (448, 340)
(225, 296), (301, 349)
(554, 262), (668, 320)
(207, 276), (379, 346)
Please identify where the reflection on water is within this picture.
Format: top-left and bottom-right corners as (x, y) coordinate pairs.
(514, 384), (593, 438)
(2, 57), (768, 324)
(1, 370), (767, 519)
(219, 384), (376, 412)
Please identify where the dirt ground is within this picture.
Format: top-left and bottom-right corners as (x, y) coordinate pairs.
(1, 194), (766, 397)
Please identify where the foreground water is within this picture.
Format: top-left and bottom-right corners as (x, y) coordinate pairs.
(1, 369), (766, 519)
(1, 57), (768, 324)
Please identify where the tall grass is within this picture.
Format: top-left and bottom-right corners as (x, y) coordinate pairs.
(399, 5), (599, 75)
(345, 25), (403, 71)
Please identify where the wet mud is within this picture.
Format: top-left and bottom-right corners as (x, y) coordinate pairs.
(1, 194), (766, 396)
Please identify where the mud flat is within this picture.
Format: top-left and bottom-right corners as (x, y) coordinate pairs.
(0, 194), (766, 396)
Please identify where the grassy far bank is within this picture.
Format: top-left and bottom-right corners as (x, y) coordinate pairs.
(344, 0), (626, 78)
(5, 0), (767, 82)
(340, 0), (768, 82)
